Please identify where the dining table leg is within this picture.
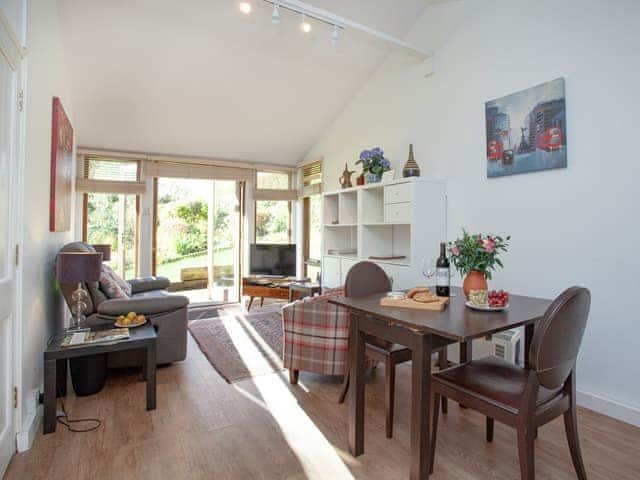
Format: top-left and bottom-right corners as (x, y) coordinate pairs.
(410, 333), (432, 480)
(348, 313), (366, 457)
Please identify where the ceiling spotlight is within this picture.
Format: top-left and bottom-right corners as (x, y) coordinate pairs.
(272, 3), (281, 24)
(331, 25), (340, 46)
(239, 1), (252, 14)
(300, 14), (311, 33)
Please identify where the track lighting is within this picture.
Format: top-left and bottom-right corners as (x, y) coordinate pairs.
(300, 14), (311, 33)
(271, 3), (280, 24)
(239, 1), (252, 14)
(331, 24), (339, 46)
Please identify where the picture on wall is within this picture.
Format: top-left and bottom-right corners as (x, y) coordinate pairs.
(50, 96), (74, 232)
(485, 77), (566, 178)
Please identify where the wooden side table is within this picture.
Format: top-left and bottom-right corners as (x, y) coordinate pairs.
(288, 283), (322, 302)
(43, 323), (157, 434)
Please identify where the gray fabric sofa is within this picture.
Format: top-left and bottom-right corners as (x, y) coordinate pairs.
(58, 242), (189, 367)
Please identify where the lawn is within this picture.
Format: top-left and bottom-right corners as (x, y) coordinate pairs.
(154, 248), (234, 282)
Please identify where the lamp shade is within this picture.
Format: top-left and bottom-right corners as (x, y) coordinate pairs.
(91, 244), (112, 262)
(56, 252), (103, 284)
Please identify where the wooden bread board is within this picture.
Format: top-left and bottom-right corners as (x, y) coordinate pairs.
(380, 296), (449, 311)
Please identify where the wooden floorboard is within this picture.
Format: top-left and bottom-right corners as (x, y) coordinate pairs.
(5, 333), (640, 480)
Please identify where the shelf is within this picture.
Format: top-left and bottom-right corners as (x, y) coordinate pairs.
(361, 222), (411, 226)
(324, 223), (357, 227)
(324, 253), (359, 259)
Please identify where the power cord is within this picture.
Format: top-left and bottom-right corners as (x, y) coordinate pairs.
(56, 398), (102, 433)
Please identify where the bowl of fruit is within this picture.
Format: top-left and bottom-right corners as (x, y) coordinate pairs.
(466, 289), (509, 311)
(114, 311), (147, 328)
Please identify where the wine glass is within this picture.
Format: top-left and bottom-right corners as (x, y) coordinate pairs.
(421, 257), (436, 288)
(448, 267), (458, 297)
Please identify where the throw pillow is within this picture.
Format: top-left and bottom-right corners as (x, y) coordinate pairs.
(99, 264), (131, 299)
(103, 264), (132, 296)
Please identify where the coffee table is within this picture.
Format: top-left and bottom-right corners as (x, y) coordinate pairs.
(43, 322), (157, 434)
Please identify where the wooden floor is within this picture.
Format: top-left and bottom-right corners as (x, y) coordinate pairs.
(6, 333), (640, 480)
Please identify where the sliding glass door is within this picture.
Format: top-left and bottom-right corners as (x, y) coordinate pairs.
(153, 177), (240, 304)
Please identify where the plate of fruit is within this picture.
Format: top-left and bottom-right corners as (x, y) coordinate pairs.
(115, 311), (147, 328)
(466, 289), (509, 311)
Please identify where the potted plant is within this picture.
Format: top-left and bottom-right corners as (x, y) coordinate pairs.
(356, 147), (391, 183)
(448, 230), (510, 298)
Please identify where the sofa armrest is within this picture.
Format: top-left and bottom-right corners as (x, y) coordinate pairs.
(127, 276), (171, 294)
(97, 295), (189, 317)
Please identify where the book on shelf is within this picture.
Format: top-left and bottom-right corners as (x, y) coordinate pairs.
(327, 248), (357, 255)
(61, 328), (130, 347)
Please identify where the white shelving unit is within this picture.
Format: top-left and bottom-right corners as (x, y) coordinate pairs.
(321, 177), (447, 290)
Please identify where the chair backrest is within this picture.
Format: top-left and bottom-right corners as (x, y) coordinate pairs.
(529, 286), (591, 389)
(344, 261), (391, 298)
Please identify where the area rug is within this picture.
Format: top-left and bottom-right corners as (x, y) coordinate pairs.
(188, 304), (285, 383)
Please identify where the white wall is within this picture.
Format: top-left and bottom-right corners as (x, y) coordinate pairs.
(19, 0), (74, 442)
(306, 0), (640, 424)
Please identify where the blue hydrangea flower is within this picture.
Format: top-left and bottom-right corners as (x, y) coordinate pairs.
(359, 150), (372, 161)
(381, 159), (391, 168)
(371, 147), (383, 157)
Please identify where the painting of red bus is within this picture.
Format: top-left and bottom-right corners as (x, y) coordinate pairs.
(485, 78), (567, 177)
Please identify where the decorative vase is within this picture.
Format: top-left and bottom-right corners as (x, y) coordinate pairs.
(356, 174), (365, 186)
(338, 163), (355, 189)
(463, 270), (488, 298)
(365, 173), (381, 184)
(402, 144), (421, 178)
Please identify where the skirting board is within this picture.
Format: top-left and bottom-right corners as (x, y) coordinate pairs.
(577, 390), (640, 427)
(16, 405), (42, 452)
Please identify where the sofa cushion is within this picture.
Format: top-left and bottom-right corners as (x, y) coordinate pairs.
(99, 264), (131, 299)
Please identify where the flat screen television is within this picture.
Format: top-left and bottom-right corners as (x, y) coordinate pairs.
(249, 243), (296, 277)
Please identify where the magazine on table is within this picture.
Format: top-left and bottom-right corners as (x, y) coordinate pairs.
(61, 328), (130, 347)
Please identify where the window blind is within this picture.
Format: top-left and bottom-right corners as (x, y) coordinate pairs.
(252, 170), (297, 201)
(299, 159), (322, 197)
(76, 156), (146, 194)
(145, 160), (254, 182)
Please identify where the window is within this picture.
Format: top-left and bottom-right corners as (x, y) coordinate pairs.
(304, 194), (322, 280)
(254, 170), (293, 245)
(80, 156), (142, 279)
(255, 200), (291, 244)
(84, 193), (139, 279)
(300, 160), (323, 279)
(84, 157), (139, 181)
(256, 171), (290, 190)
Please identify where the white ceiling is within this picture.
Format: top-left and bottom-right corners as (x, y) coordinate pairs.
(57, 0), (430, 166)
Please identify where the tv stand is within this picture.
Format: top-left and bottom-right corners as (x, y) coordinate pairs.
(242, 276), (308, 310)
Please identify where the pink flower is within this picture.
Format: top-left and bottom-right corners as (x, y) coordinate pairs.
(485, 239), (495, 253)
(450, 246), (459, 256)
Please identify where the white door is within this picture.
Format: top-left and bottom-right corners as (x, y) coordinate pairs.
(0, 34), (18, 476)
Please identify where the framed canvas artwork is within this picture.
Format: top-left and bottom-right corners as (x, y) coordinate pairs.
(50, 96), (73, 232)
(485, 78), (567, 178)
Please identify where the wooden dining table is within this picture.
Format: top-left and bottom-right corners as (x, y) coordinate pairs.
(329, 286), (551, 480)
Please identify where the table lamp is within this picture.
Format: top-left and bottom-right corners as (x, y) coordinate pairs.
(91, 244), (112, 262)
(56, 252), (103, 331)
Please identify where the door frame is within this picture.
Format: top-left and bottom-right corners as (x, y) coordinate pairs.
(0, 17), (27, 470)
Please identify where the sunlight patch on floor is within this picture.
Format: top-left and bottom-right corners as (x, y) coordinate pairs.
(221, 313), (355, 479)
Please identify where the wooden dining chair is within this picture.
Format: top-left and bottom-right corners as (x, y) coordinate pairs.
(429, 286), (591, 479)
(338, 261), (448, 438)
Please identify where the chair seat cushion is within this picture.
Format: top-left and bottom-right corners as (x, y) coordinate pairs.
(433, 356), (562, 414)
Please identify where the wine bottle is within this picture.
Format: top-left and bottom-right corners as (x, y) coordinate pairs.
(436, 242), (450, 297)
